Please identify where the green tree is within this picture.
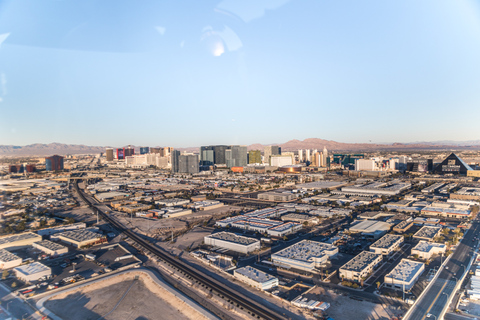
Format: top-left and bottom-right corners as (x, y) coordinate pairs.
(2, 270), (8, 280)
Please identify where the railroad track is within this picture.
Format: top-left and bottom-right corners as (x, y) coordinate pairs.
(72, 176), (288, 320)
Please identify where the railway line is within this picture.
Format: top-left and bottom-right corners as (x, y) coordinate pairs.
(72, 176), (289, 320)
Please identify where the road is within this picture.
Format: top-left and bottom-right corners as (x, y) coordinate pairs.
(0, 282), (41, 320)
(405, 219), (480, 320)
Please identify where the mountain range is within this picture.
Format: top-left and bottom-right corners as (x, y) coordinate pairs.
(1, 139), (479, 156)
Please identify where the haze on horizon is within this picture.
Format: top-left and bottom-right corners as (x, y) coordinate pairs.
(1, 0), (480, 148)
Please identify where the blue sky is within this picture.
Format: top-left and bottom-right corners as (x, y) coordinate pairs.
(1, 0), (480, 147)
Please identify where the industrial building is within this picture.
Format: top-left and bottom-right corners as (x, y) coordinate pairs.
(348, 220), (392, 239)
(393, 220), (414, 233)
(37, 222), (87, 236)
(339, 251), (383, 282)
(267, 222), (303, 237)
(190, 200), (224, 211)
(234, 266), (279, 290)
(0, 232), (42, 250)
(411, 241), (446, 260)
(341, 181), (411, 196)
(450, 187), (480, 201)
(421, 205), (471, 219)
(204, 232), (260, 254)
(369, 234), (404, 256)
(413, 226), (442, 241)
(281, 213), (319, 224)
(272, 240), (338, 272)
(258, 192), (295, 202)
(51, 229), (106, 248)
(33, 240), (68, 256)
(384, 259), (425, 291)
(0, 249), (22, 270)
(14, 262), (52, 283)
(155, 198), (190, 207)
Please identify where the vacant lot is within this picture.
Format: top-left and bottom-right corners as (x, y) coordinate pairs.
(44, 272), (210, 320)
(304, 287), (405, 320)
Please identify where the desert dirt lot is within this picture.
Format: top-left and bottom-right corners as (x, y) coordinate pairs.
(305, 287), (405, 320)
(44, 272), (210, 320)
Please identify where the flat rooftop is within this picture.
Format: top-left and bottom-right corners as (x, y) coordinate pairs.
(370, 234), (403, 250)
(34, 240), (67, 251)
(14, 261), (50, 276)
(206, 232), (259, 246)
(273, 240), (337, 263)
(413, 226), (441, 240)
(341, 251), (382, 272)
(235, 266), (277, 284)
(349, 220), (392, 233)
(297, 181), (347, 190)
(269, 222), (301, 232)
(412, 240), (446, 253)
(0, 232), (41, 246)
(385, 259), (424, 282)
(56, 229), (103, 242)
(0, 248), (21, 262)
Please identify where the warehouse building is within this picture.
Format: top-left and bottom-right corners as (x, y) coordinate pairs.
(339, 251), (382, 282)
(348, 220), (392, 239)
(370, 234), (404, 256)
(281, 213), (319, 224)
(0, 232), (42, 250)
(267, 222), (303, 237)
(384, 259), (425, 291)
(51, 230), (107, 248)
(37, 222), (87, 236)
(450, 187), (480, 201)
(413, 226), (442, 241)
(411, 241), (446, 260)
(272, 240), (338, 272)
(421, 206), (472, 219)
(393, 220), (414, 233)
(258, 192), (295, 202)
(155, 198), (190, 207)
(0, 249), (22, 270)
(204, 232), (260, 254)
(33, 240), (68, 256)
(14, 262), (51, 283)
(234, 266), (279, 290)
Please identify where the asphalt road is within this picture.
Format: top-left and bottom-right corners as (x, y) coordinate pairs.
(405, 219), (480, 320)
(0, 282), (40, 320)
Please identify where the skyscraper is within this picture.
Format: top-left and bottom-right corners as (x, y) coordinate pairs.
(248, 150), (262, 164)
(140, 147), (149, 155)
(229, 145), (247, 167)
(298, 150), (303, 162)
(305, 149), (311, 164)
(172, 151), (199, 174)
(200, 146), (215, 166)
(45, 155), (64, 171)
(264, 146), (281, 165)
(106, 148), (114, 161)
(116, 148), (125, 160)
(124, 146), (135, 157)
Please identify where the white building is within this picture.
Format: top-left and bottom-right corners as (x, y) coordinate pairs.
(14, 262), (52, 282)
(411, 241), (446, 260)
(234, 266), (278, 290)
(0, 232), (42, 250)
(413, 226), (442, 241)
(272, 240), (338, 272)
(0, 249), (22, 270)
(204, 232), (260, 254)
(369, 234), (404, 256)
(355, 159), (376, 171)
(270, 155), (294, 167)
(33, 240), (68, 256)
(384, 259), (425, 291)
(339, 251), (382, 282)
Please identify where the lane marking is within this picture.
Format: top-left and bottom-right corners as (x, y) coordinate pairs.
(421, 280), (448, 320)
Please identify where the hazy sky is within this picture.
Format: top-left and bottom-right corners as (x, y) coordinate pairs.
(1, 0), (480, 147)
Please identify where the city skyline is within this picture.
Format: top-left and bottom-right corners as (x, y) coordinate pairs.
(1, 1), (480, 146)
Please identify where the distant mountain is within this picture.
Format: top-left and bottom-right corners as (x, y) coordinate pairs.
(0, 143), (106, 156)
(1, 138), (480, 157)
(247, 138), (480, 152)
